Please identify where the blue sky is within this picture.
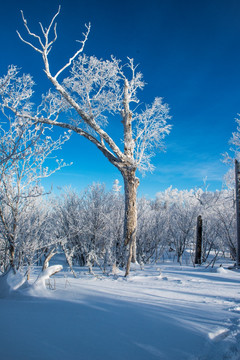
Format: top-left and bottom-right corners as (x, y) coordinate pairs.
(1, 0), (240, 197)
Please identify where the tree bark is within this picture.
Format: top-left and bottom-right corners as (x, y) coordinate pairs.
(122, 170), (139, 276)
(195, 215), (202, 265)
(9, 241), (16, 273)
(235, 159), (240, 268)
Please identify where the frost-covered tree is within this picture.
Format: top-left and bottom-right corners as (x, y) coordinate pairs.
(193, 189), (236, 265)
(15, 7), (171, 276)
(80, 183), (111, 272)
(157, 188), (200, 264)
(0, 66), (69, 274)
(52, 183), (125, 274)
(137, 197), (169, 264)
(51, 188), (84, 276)
(213, 190), (236, 261)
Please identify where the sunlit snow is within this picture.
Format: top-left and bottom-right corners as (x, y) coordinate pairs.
(0, 261), (240, 360)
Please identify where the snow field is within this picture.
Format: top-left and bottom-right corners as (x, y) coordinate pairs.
(0, 263), (240, 360)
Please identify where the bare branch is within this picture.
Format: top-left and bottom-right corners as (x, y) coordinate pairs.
(39, 6), (60, 54)
(46, 5), (61, 38)
(54, 23), (91, 80)
(16, 31), (42, 54)
(6, 105), (122, 168)
(47, 22), (58, 52)
(39, 22), (45, 36)
(19, 10), (44, 49)
(17, 7), (61, 59)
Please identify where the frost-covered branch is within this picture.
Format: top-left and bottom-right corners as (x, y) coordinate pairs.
(134, 97), (172, 172)
(18, 12), (124, 160)
(17, 7), (61, 56)
(223, 117), (240, 188)
(54, 23), (91, 79)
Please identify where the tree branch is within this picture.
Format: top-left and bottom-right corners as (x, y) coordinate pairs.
(17, 10), (125, 162)
(20, 10), (44, 47)
(54, 23), (91, 80)
(10, 109), (122, 168)
(16, 31), (42, 54)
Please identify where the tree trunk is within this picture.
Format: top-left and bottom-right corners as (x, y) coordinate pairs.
(195, 215), (202, 265)
(122, 170), (139, 276)
(9, 241), (16, 274)
(62, 246), (77, 278)
(235, 159), (240, 268)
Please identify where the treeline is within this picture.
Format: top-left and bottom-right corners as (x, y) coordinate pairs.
(0, 182), (236, 275)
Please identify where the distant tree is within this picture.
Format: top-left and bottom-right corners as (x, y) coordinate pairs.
(52, 188), (84, 276)
(157, 187), (200, 264)
(137, 197), (169, 264)
(14, 7), (171, 276)
(53, 183), (125, 274)
(213, 190), (237, 261)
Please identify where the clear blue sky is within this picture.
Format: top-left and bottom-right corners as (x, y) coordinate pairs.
(1, 0), (240, 197)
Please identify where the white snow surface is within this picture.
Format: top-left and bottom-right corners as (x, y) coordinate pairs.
(0, 263), (240, 360)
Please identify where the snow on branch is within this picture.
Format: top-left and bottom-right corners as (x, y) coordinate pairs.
(120, 57), (145, 105)
(134, 97), (172, 173)
(17, 6), (60, 55)
(54, 23), (91, 80)
(17, 6), (90, 79)
(16, 8), (172, 179)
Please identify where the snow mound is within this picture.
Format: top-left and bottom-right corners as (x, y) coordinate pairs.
(0, 265), (63, 298)
(0, 269), (26, 298)
(208, 328), (230, 341)
(130, 262), (142, 271)
(216, 266), (229, 274)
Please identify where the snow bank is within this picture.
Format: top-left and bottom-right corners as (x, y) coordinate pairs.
(216, 266), (229, 274)
(0, 265), (63, 298)
(0, 269), (26, 298)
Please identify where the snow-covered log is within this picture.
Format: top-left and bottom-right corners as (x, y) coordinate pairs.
(35, 265), (63, 286)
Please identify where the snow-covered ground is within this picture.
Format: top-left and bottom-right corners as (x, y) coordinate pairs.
(0, 262), (240, 360)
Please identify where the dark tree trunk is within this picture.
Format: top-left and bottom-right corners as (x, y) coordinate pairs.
(9, 241), (16, 274)
(235, 160), (240, 268)
(195, 215), (202, 265)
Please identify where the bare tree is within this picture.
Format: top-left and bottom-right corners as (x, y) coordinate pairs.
(15, 7), (171, 276)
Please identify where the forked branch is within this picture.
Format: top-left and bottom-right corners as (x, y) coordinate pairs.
(17, 6), (90, 79)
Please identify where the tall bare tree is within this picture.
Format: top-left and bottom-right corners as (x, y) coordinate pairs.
(15, 7), (171, 276)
